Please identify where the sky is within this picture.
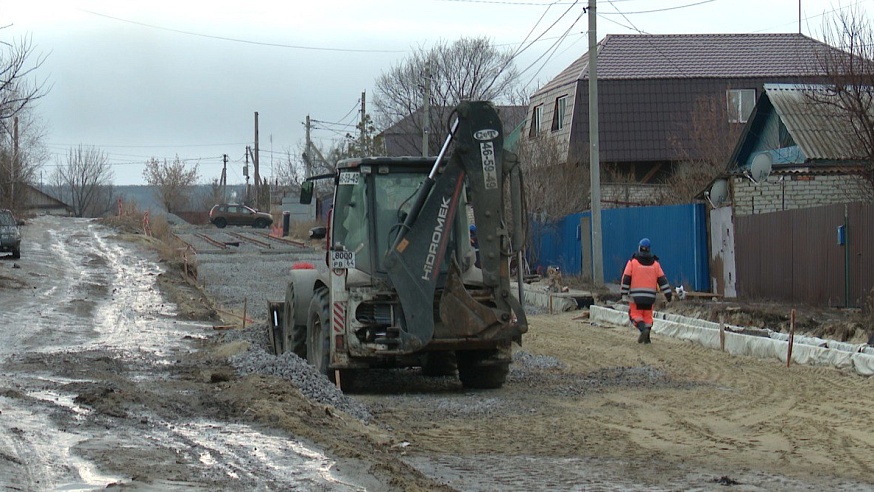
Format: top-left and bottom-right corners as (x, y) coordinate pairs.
(3, 0), (873, 186)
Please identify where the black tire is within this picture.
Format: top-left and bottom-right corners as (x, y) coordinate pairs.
(307, 286), (333, 380)
(254, 218), (269, 229)
(270, 317), (284, 356)
(11, 247), (19, 259)
(456, 345), (511, 389)
(283, 282), (307, 358)
(421, 351), (457, 377)
(213, 218), (227, 229)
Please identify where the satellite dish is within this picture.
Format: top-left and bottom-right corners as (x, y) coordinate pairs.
(707, 179), (729, 208)
(750, 152), (773, 183)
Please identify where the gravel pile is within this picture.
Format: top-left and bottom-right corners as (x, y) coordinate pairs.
(218, 323), (372, 422)
(512, 350), (564, 371)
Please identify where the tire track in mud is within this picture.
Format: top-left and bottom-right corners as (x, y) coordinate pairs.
(0, 222), (102, 352)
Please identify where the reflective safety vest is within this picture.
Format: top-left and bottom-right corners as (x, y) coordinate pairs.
(620, 255), (671, 307)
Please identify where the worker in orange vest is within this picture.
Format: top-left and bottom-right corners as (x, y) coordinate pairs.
(620, 238), (673, 344)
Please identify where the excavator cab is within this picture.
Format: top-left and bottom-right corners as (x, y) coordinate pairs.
(329, 159), (467, 282)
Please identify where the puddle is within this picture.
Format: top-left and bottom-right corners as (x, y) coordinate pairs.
(0, 396), (127, 490)
(168, 421), (368, 490)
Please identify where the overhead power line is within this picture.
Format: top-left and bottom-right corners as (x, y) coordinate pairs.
(80, 9), (406, 53)
(47, 141), (249, 149)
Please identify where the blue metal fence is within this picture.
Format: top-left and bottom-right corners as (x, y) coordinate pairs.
(530, 204), (710, 292)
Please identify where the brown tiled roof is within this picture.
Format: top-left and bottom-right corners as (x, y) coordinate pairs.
(534, 33), (832, 95)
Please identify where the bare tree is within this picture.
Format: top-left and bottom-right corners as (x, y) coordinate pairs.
(142, 156), (200, 213)
(518, 134), (588, 220)
(807, 6), (874, 198)
(273, 145), (308, 191)
(373, 37), (521, 154)
(0, 33), (49, 131)
(0, 31), (50, 210)
(51, 145), (115, 217)
(663, 95), (744, 204)
(0, 109), (49, 210)
(271, 144), (327, 206)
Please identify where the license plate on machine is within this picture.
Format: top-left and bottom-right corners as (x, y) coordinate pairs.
(330, 250), (356, 269)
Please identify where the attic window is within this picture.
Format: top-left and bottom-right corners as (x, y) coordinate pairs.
(530, 105), (543, 137)
(551, 95), (568, 131)
(727, 89), (756, 123)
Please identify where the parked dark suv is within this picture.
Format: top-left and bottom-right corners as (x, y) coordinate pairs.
(209, 204), (273, 229)
(0, 209), (22, 258)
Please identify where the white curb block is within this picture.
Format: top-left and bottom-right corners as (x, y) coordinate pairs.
(590, 305), (874, 376)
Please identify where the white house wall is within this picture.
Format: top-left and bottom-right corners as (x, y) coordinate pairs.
(709, 206), (737, 297)
(525, 84), (575, 163)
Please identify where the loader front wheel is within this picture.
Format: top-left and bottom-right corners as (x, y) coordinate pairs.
(456, 344), (511, 389)
(283, 282), (307, 358)
(307, 286), (332, 380)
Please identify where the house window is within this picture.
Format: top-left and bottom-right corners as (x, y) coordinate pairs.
(529, 105), (543, 137)
(551, 95), (568, 131)
(727, 89), (756, 123)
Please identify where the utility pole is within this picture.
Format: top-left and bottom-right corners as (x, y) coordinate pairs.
(244, 146), (251, 204)
(12, 116), (18, 206)
(422, 61), (431, 157)
(588, 0), (604, 287)
(221, 154), (228, 202)
(302, 114), (333, 175)
(304, 115), (312, 178)
(360, 91), (366, 156)
(254, 111), (261, 209)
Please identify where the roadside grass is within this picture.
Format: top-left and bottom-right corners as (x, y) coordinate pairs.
(100, 205), (193, 273)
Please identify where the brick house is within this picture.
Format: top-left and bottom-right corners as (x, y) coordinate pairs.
(714, 83), (872, 216)
(524, 33), (839, 206)
(707, 83), (873, 298)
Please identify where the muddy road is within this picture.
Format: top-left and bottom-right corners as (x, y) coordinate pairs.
(3, 216), (874, 491)
(0, 216), (410, 490)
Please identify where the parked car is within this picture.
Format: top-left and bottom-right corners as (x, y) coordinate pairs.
(0, 209), (22, 259)
(208, 204), (273, 229)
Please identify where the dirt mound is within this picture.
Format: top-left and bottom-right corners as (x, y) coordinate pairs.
(663, 299), (870, 343)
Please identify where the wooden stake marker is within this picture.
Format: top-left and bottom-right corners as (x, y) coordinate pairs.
(787, 309), (796, 367)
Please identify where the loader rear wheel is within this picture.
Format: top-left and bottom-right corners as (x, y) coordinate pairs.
(422, 351), (457, 377)
(307, 286), (332, 381)
(283, 283), (307, 358)
(456, 345), (511, 389)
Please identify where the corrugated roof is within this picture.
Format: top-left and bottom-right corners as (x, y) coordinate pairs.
(534, 33), (831, 96)
(764, 83), (867, 160)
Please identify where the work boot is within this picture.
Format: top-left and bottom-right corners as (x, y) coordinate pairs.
(637, 328), (647, 344)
